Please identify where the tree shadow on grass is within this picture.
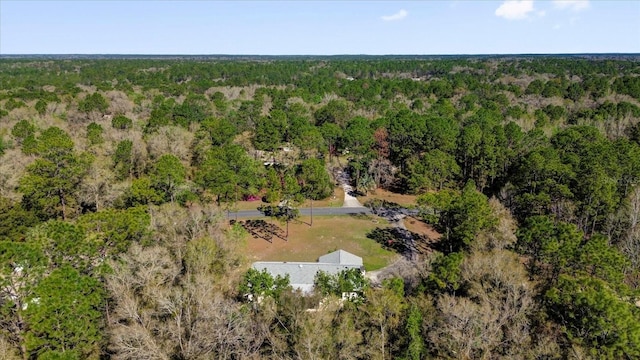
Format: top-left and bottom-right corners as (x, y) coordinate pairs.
(347, 212), (375, 221)
(233, 219), (286, 243)
(366, 227), (441, 259)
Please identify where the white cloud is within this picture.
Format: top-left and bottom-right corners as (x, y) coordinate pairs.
(553, 0), (590, 11)
(495, 0), (535, 20)
(381, 9), (408, 22)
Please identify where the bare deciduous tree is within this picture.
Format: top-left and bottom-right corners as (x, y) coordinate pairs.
(0, 335), (21, 360)
(293, 303), (337, 360)
(474, 197), (518, 251)
(430, 250), (534, 359)
(78, 164), (121, 211)
(620, 186), (640, 270)
(106, 91), (134, 115)
(146, 126), (194, 163)
(368, 158), (396, 190)
(107, 219), (263, 360)
(107, 244), (177, 360)
(0, 149), (32, 201)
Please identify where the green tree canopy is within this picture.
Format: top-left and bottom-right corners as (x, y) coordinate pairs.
(342, 116), (374, 156)
(78, 92), (109, 113)
(418, 181), (496, 253)
(19, 128), (91, 220)
(26, 220), (95, 271)
(196, 144), (264, 207)
(25, 266), (105, 359)
(198, 117), (237, 147)
(112, 139), (133, 180)
(516, 215), (582, 280)
(253, 110), (287, 151)
(314, 268), (369, 298)
(297, 158), (333, 200)
(11, 119), (36, 143)
(86, 122), (103, 145)
(149, 154), (186, 203)
(517, 216), (629, 285)
(545, 275), (640, 359)
(319, 122), (342, 160)
(425, 252), (464, 295)
(36, 127), (74, 160)
(239, 268), (290, 301)
(405, 149), (460, 193)
(111, 114), (133, 130)
(0, 241), (48, 360)
(314, 99), (350, 127)
(0, 197), (40, 241)
(120, 177), (163, 208)
(34, 99), (48, 115)
(77, 206), (150, 255)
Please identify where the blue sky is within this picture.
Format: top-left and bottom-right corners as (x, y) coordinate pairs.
(1, 1), (638, 55)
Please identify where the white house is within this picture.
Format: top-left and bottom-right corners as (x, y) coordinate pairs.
(251, 249), (363, 293)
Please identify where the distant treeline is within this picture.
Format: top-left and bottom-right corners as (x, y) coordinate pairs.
(0, 56), (639, 359)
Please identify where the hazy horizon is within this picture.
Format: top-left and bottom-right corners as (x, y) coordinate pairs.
(2, 1), (639, 55)
(1, 53), (638, 58)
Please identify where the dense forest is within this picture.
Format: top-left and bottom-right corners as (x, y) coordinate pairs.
(1, 55), (640, 359)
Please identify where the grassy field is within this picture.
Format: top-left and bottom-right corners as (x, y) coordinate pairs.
(241, 214), (397, 271)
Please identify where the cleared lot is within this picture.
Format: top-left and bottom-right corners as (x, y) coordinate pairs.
(241, 215), (397, 271)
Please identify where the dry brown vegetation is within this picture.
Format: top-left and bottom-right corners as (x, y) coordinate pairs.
(356, 188), (418, 207)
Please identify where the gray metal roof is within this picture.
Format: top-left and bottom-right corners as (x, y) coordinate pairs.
(252, 262), (361, 293)
(318, 249), (363, 266)
(251, 250), (363, 293)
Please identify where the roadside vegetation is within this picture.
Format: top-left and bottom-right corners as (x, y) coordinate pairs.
(0, 55), (639, 359)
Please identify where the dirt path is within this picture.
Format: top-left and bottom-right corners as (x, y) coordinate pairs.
(334, 168), (364, 208)
(329, 170), (431, 285)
